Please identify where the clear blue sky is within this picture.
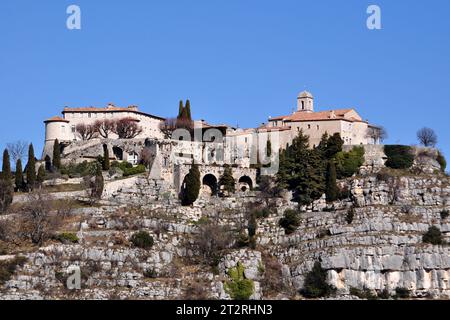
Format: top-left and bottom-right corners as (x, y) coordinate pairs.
(1, 0), (449, 164)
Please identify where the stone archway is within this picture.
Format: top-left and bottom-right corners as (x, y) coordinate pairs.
(113, 146), (123, 161)
(202, 174), (218, 196)
(238, 175), (253, 192)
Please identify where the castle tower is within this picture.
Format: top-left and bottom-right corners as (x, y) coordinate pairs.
(42, 116), (70, 159)
(297, 91), (314, 112)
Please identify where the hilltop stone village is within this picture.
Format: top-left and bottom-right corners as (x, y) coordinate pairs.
(0, 90), (448, 301)
(41, 91), (382, 195)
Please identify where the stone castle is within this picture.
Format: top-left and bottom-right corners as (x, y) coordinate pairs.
(42, 91), (381, 192)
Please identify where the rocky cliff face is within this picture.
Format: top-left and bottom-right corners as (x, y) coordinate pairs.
(1, 170), (449, 300)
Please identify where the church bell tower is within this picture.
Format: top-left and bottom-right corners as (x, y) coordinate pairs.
(297, 91), (314, 112)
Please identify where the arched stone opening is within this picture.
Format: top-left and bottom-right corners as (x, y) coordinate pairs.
(113, 146), (123, 161)
(202, 174), (218, 196)
(238, 176), (253, 192)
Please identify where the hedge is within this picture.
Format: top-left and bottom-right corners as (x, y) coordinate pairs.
(384, 145), (414, 169)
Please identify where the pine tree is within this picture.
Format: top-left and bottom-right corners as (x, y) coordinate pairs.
(181, 163), (200, 206)
(324, 133), (343, 159)
(36, 165), (46, 187)
(26, 143), (36, 190)
(277, 130), (325, 206)
(52, 139), (61, 170)
(15, 159), (25, 192)
(219, 165), (235, 195)
(185, 99), (192, 120)
(103, 145), (110, 171)
(325, 161), (338, 203)
(1, 149), (12, 181)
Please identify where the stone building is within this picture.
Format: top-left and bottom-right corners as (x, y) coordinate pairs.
(43, 104), (165, 159)
(265, 91), (381, 148)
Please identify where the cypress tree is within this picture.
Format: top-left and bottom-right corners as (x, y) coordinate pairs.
(181, 163), (200, 206)
(178, 100), (184, 118)
(52, 139), (61, 170)
(0, 149), (13, 213)
(15, 159), (25, 192)
(26, 143), (36, 190)
(37, 165), (46, 187)
(266, 138), (272, 158)
(44, 155), (52, 172)
(219, 165), (235, 195)
(103, 145), (110, 171)
(325, 161), (338, 203)
(185, 99), (192, 120)
(1, 149), (12, 181)
(93, 162), (104, 200)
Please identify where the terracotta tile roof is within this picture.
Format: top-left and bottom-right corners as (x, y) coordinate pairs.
(44, 116), (69, 123)
(258, 125), (291, 132)
(62, 104), (166, 120)
(285, 109), (354, 121)
(269, 115), (288, 121)
(63, 105), (135, 113)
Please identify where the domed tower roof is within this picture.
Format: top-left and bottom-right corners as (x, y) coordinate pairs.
(44, 116), (69, 123)
(298, 90), (313, 99)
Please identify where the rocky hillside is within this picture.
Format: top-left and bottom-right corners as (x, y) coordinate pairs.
(0, 168), (449, 300)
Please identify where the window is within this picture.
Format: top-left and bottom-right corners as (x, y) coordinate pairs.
(308, 124), (311, 129)
(88, 113), (91, 118)
(71, 125), (76, 133)
(301, 101), (305, 110)
(297, 127), (300, 132)
(317, 125), (320, 130)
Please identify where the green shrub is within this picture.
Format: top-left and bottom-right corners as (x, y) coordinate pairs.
(422, 226), (444, 245)
(384, 145), (414, 169)
(130, 231), (154, 249)
(301, 262), (336, 298)
(224, 262), (254, 300)
(0, 256), (27, 285)
(441, 210), (449, 220)
(437, 151), (446, 172)
(55, 232), (79, 244)
(394, 287), (410, 299)
(111, 161), (146, 177)
(122, 164), (146, 177)
(254, 207), (271, 219)
(335, 147), (365, 179)
(346, 207), (355, 224)
(61, 161), (99, 178)
(350, 287), (378, 300)
(279, 209), (301, 234)
(143, 268), (157, 279)
(378, 289), (390, 300)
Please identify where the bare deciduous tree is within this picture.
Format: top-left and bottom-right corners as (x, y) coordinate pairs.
(114, 118), (143, 139)
(7, 141), (28, 164)
(82, 164), (104, 205)
(417, 127), (438, 147)
(20, 190), (62, 246)
(94, 119), (116, 138)
(140, 147), (154, 169)
(76, 124), (98, 140)
(192, 221), (235, 266)
(159, 118), (178, 139)
(365, 126), (388, 144)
